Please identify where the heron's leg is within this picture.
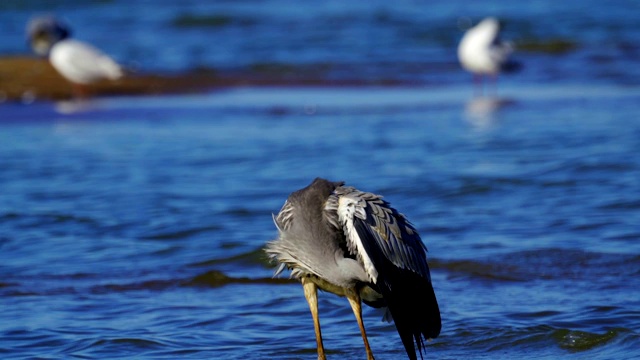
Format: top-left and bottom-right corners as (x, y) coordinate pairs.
(346, 288), (375, 360)
(302, 277), (326, 360)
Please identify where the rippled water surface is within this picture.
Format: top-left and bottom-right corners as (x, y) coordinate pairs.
(2, 1), (640, 359)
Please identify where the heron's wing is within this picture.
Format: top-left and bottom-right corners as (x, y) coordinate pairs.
(331, 186), (441, 358)
(330, 186), (431, 283)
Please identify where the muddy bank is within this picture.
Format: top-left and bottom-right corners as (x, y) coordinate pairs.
(0, 56), (403, 103)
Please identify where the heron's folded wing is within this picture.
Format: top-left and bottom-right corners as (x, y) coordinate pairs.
(334, 188), (432, 283)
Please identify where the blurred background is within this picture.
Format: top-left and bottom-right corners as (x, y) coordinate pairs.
(1, 0), (638, 97)
(1, 1), (639, 359)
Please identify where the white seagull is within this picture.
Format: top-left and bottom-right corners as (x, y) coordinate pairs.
(27, 15), (123, 97)
(457, 17), (520, 96)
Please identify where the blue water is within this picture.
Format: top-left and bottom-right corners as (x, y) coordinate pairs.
(2, 1), (640, 359)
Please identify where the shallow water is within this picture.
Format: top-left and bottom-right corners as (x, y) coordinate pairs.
(2, 85), (639, 359)
(2, 1), (640, 359)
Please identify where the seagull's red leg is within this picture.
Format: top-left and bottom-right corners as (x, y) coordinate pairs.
(473, 74), (479, 97)
(302, 277), (326, 360)
(473, 74), (485, 97)
(490, 74), (498, 98)
(71, 82), (91, 99)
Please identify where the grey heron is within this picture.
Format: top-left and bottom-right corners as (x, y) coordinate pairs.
(265, 178), (441, 360)
(27, 15), (123, 97)
(458, 17), (520, 96)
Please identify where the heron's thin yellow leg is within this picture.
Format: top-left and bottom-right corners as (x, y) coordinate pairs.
(302, 277), (326, 360)
(346, 288), (375, 360)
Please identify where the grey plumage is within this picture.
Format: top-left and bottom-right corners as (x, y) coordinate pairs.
(265, 178), (440, 360)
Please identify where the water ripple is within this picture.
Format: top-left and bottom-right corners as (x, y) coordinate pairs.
(139, 224), (223, 241)
(434, 249), (640, 284)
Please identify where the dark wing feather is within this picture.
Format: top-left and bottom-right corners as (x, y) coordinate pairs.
(340, 188), (441, 360)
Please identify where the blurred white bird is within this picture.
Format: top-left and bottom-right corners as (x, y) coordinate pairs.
(458, 17), (520, 96)
(27, 15), (123, 97)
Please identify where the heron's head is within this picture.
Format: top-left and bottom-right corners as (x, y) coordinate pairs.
(27, 15), (71, 56)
